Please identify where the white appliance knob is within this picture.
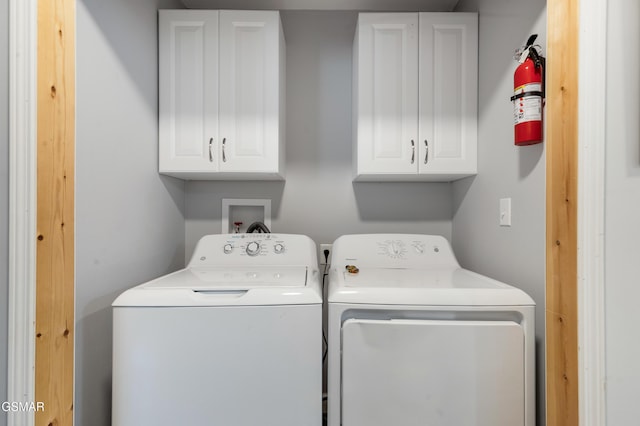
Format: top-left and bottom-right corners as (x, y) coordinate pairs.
(391, 242), (399, 255)
(246, 241), (261, 256)
(274, 243), (285, 254)
(223, 244), (233, 254)
(384, 240), (406, 258)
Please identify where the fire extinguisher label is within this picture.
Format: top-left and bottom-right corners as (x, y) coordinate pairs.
(513, 83), (543, 125)
(514, 82), (542, 95)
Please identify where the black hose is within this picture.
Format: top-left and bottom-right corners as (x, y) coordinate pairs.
(246, 221), (271, 233)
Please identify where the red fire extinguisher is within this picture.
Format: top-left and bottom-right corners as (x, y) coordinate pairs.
(511, 34), (545, 146)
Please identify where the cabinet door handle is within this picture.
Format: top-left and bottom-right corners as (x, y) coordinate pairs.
(209, 138), (214, 162)
(424, 139), (429, 164)
(222, 138), (227, 162)
(411, 140), (415, 164)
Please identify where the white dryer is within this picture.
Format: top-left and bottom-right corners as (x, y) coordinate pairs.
(112, 233), (322, 426)
(327, 234), (535, 426)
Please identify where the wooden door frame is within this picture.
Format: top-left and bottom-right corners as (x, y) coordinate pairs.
(7, 0), (600, 425)
(545, 0), (580, 425)
(8, 0), (75, 425)
(34, 0), (76, 425)
(546, 0), (608, 425)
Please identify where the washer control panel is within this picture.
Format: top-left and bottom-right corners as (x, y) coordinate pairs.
(218, 234), (286, 257)
(188, 234), (317, 268)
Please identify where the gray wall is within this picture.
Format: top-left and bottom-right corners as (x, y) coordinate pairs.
(452, 0), (547, 423)
(605, 0), (640, 423)
(75, 2), (547, 424)
(76, 0), (185, 424)
(185, 11), (453, 259)
(0, 0), (8, 423)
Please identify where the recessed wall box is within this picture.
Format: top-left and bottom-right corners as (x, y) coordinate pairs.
(222, 199), (272, 233)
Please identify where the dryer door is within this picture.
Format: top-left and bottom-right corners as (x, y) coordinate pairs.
(341, 319), (525, 426)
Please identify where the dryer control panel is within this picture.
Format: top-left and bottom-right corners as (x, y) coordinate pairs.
(188, 233), (318, 268)
(332, 234), (459, 269)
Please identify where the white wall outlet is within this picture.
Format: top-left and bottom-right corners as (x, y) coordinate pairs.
(320, 244), (332, 265)
(500, 198), (512, 227)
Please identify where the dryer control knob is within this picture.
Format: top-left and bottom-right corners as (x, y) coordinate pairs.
(223, 244), (234, 254)
(273, 243), (285, 254)
(246, 241), (261, 256)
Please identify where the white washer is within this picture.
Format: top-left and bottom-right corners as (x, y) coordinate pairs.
(112, 233), (322, 426)
(327, 234), (535, 426)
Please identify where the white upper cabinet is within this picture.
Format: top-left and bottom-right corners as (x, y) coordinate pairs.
(354, 12), (478, 181)
(418, 13), (477, 177)
(159, 10), (285, 180)
(354, 13), (419, 176)
(159, 10), (219, 174)
(218, 11), (283, 175)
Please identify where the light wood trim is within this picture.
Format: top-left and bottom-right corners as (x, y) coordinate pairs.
(36, 0), (75, 425)
(546, 0), (580, 425)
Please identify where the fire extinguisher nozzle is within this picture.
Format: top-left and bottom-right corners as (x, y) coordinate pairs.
(525, 34), (538, 48)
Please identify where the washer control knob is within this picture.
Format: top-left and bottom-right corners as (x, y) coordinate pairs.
(273, 243), (285, 254)
(246, 241), (261, 256)
(223, 244), (234, 254)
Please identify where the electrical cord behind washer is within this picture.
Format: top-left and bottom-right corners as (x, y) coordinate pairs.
(322, 250), (330, 363)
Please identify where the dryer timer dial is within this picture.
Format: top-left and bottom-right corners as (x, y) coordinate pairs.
(382, 240), (407, 258)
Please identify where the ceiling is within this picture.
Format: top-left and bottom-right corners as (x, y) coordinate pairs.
(180, 0), (460, 12)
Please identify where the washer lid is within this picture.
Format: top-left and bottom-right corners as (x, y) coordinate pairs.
(143, 266), (308, 289)
(113, 266), (322, 307)
(328, 267), (535, 306)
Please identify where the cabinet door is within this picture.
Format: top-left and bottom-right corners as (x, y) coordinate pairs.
(159, 10), (219, 175)
(419, 13), (477, 176)
(218, 11), (281, 173)
(355, 13), (419, 176)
